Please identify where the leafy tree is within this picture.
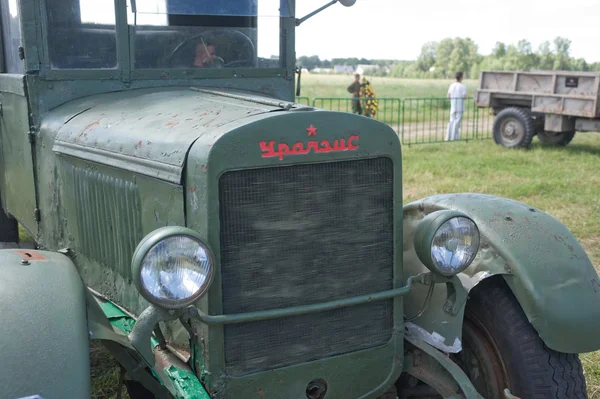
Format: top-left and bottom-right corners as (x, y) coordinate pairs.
(416, 41), (438, 72)
(553, 37), (571, 70)
(538, 41), (554, 70)
(435, 38), (454, 78)
(297, 35), (595, 80)
(492, 42), (506, 58)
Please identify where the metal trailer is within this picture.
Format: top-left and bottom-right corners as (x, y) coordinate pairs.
(476, 70), (600, 147)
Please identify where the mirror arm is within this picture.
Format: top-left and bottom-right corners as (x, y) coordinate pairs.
(295, 66), (302, 97)
(295, 0), (338, 26)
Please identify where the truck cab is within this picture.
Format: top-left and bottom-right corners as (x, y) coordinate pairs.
(1, 1), (600, 399)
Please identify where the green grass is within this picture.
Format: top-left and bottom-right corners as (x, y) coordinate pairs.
(402, 133), (600, 266)
(90, 343), (129, 399)
(402, 132), (600, 398)
(18, 224), (34, 243)
(298, 75), (486, 127)
(298, 74), (480, 100)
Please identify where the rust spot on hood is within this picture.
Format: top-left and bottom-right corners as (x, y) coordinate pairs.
(12, 250), (48, 261)
(84, 121), (100, 132)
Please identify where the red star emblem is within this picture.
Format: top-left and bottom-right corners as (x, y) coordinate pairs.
(306, 124), (317, 136)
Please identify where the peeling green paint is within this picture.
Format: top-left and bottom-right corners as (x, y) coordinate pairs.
(164, 366), (211, 399)
(99, 301), (159, 350)
(100, 301), (128, 319)
(96, 297), (210, 398)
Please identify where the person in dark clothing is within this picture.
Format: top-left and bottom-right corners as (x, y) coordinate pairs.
(347, 73), (362, 115)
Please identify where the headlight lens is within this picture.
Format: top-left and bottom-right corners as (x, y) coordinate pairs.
(431, 217), (479, 275)
(132, 227), (214, 309)
(414, 210), (480, 276)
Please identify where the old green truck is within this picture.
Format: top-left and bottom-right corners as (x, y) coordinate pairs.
(1, 1), (599, 398)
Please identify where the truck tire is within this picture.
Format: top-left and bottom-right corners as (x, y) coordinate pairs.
(537, 130), (576, 146)
(492, 107), (535, 148)
(452, 278), (587, 399)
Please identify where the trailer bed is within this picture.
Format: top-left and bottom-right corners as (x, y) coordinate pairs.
(476, 70), (600, 119)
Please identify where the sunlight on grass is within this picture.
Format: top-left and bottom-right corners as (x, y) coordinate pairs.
(402, 133), (600, 267)
(402, 132), (600, 397)
(299, 74), (480, 101)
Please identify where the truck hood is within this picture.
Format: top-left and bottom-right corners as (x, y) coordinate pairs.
(49, 87), (299, 184)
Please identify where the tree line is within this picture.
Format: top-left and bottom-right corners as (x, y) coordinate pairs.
(298, 37), (600, 79)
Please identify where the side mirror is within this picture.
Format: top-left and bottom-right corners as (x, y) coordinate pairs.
(296, 0), (356, 26)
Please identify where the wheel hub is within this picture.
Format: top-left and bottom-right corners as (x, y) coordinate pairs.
(504, 122), (517, 137)
(499, 118), (525, 145)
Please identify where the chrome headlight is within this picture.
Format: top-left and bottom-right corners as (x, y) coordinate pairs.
(414, 210), (480, 276)
(132, 227), (215, 309)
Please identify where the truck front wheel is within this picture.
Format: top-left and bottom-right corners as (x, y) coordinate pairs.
(452, 278), (587, 398)
(492, 108), (535, 148)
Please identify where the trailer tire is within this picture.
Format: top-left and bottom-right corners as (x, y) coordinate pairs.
(452, 278), (587, 399)
(493, 107), (535, 148)
(537, 130), (576, 146)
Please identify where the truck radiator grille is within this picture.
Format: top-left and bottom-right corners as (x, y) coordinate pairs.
(218, 158), (395, 376)
(66, 163), (142, 281)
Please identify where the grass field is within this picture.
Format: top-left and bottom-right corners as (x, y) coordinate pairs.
(298, 75), (492, 139)
(25, 76), (600, 397)
(402, 133), (600, 398)
(298, 74), (480, 100)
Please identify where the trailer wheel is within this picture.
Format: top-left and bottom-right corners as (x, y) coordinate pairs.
(537, 130), (576, 146)
(492, 108), (535, 148)
(451, 278), (587, 399)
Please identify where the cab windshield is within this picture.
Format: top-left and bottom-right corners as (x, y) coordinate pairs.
(46, 0), (290, 70)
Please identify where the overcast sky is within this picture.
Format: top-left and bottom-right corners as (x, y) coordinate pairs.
(78, 0), (599, 63)
(294, 0), (600, 62)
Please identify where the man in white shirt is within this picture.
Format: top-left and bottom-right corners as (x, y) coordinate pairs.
(446, 71), (468, 141)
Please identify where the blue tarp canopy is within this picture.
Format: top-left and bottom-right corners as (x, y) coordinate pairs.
(164, 0), (291, 17)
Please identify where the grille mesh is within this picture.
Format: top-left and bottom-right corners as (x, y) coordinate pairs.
(218, 158), (394, 376)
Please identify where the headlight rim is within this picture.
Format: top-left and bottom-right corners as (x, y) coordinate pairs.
(131, 226), (215, 309)
(414, 210), (480, 277)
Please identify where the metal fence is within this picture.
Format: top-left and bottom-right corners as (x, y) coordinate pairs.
(295, 96), (311, 106)
(400, 98), (494, 145)
(295, 96), (495, 145)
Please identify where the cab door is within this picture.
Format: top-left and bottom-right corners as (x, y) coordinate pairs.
(0, 0), (38, 234)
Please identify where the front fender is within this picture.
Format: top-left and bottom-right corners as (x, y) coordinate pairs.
(0, 249), (90, 399)
(403, 193), (600, 354)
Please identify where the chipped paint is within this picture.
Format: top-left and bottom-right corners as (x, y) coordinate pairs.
(164, 366), (210, 399)
(51, 88), (281, 185)
(190, 188), (200, 212)
(405, 322), (462, 353)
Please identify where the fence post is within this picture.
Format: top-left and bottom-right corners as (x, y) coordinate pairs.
(477, 102), (480, 141)
(401, 99), (405, 145)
